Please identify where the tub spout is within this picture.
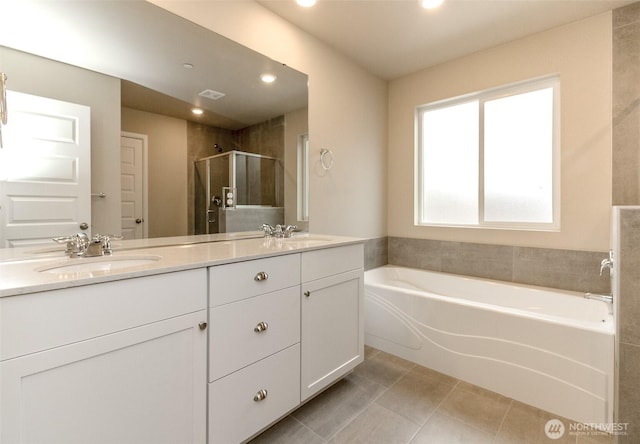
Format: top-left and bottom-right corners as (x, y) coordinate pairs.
(585, 293), (613, 314)
(584, 293), (612, 303)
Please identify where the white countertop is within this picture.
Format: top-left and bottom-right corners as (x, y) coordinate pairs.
(0, 233), (364, 297)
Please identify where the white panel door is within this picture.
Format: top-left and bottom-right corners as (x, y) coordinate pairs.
(0, 90), (91, 248)
(120, 133), (146, 240)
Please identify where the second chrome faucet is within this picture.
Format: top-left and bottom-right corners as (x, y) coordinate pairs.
(260, 224), (297, 238)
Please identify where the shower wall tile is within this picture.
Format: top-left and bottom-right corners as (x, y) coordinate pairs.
(440, 242), (513, 282)
(613, 1), (640, 29)
(618, 208), (640, 345)
(619, 342), (640, 443)
(613, 4), (640, 205)
(513, 247), (610, 294)
(618, 344), (640, 444)
(388, 237), (441, 271)
(364, 237), (388, 270)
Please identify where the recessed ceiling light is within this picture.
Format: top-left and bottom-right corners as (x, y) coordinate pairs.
(421, 0), (444, 9)
(296, 0), (316, 7)
(183, 63), (194, 69)
(260, 73), (277, 84)
(192, 108), (203, 115)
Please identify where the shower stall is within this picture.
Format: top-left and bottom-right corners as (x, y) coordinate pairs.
(194, 150), (284, 234)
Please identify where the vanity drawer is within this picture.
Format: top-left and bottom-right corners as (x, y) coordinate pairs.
(209, 343), (300, 444)
(209, 286), (300, 381)
(301, 244), (363, 283)
(0, 269), (206, 361)
(209, 254), (300, 306)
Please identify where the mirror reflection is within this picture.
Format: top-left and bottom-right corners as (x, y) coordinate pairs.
(0, 0), (309, 248)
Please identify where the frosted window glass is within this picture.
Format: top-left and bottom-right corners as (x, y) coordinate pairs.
(421, 101), (479, 224)
(484, 88), (553, 223)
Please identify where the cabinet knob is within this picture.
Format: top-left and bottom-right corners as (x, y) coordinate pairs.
(253, 389), (268, 402)
(254, 321), (269, 333)
(304, 291), (311, 297)
(254, 271), (269, 282)
(199, 322), (208, 331)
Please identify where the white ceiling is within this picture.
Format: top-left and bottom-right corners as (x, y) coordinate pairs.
(257, 0), (636, 80)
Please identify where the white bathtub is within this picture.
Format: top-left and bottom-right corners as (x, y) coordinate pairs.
(364, 266), (614, 425)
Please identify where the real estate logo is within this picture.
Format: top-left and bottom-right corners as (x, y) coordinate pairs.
(544, 419), (565, 439)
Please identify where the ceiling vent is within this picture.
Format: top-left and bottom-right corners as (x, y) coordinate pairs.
(198, 89), (226, 100)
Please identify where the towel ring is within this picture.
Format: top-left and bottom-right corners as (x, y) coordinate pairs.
(320, 148), (334, 171)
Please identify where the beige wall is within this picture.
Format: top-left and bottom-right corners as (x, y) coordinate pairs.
(388, 13), (612, 252)
(1, 46), (121, 236)
(121, 107), (188, 238)
(150, 0), (388, 239)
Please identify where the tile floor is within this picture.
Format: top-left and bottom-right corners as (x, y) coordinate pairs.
(251, 346), (614, 444)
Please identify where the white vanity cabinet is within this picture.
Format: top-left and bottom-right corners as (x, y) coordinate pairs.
(300, 244), (364, 401)
(208, 254), (302, 444)
(207, 244), (364, 442)
(0, 269), (208, 444)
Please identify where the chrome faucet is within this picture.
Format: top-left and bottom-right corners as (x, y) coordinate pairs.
(600, 250), (613, 276)
(259, 224), (297, 238)
(53, 233), (122, 257)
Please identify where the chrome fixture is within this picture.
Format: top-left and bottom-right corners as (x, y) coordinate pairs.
(600, 250), (613, 276)
(585, 292), (613, 315)
(254, 321), (269, 333)
(260, 224), (297, 238)
(254, 271), (269, 281)
(585, 293), (613, 304)
(253, 389), (268, 402)
(53, 233), (122, 258)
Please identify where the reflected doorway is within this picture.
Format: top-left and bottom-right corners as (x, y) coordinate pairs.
(120, 132), (148, 239)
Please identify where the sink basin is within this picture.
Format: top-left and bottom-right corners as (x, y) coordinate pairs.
(37, 255), (162, 275)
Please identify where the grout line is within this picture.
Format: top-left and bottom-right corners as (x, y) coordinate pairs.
(323, 352), (415, 442)
(494, 398), (514, 439)
(289, 415), (328, 443)
(406, 379), (461, 444)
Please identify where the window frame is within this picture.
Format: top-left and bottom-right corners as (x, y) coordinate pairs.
(415, 75), (561, 231)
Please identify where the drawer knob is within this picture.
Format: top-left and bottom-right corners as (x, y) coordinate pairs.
(304, 291), (311, 297)
(199, 322), (208, 331)
(253, 389), (268, 402)
(254, 271), (269, 282)
(254, 321), (269, 333)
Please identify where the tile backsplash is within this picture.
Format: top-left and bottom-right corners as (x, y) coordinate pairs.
(365, 236), (610, 294)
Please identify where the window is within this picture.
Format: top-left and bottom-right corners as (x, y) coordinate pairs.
(416, 76), (559, 230)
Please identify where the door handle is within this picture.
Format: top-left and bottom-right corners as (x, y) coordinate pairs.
(135, 218), (142, 224)
(79, 222), (89, 230)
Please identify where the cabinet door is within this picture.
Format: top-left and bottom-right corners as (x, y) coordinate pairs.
(301, 269), (364, 401)
(0, 311), (207, 444)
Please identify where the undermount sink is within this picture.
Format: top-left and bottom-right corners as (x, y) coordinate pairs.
(36, 255), (162, 275)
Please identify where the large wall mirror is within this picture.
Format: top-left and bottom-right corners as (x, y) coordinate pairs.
(0, 0), (308, 247)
